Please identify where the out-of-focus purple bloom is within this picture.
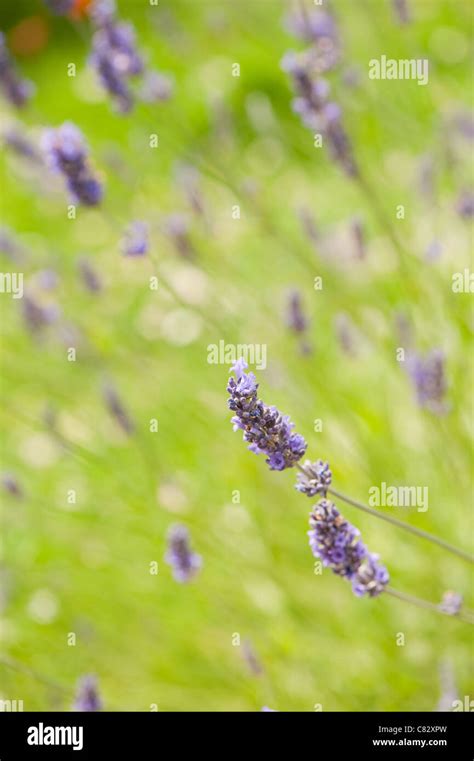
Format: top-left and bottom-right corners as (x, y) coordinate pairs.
(139, 70), (173, 103)
(102, 382), (135, 435)
(1, 473), (23, 498)
(425, 239), (443, 263)
(3, 126), (41, 162)
(392, 0), (411, 25)
(73, 675), (102, 712)
(22, 294), (59, 334)
(121, 220), (149, 256)
(281, 51), (357, 176)
(164, 213), (194, 259)
(406, 349), (447, 414)
(41, 122), (103, 206)
(298, 206), (319, 247)
(261, 706), (278, 712)
(455, 190), (474, 219)
(175, 164), (205, 217)
(436, 661), (458, 712)
(0, 226), (26, 262)
(334, 312), (356, 356)
(287, 289), (308, 334)
(165, 524), (202, 583)
(439, 591), (463, 616)
(296, 459), (332, 498)
(242, 639), (263, 676)
(284, 8), (340, 72)
(308, 498), (389, 597)
(78, 258), (102, 292)
(0, 33), (34, 108)
(453, 111), (474, 141)
(43, 0), (74, 14)
(227, 360), (307, 471)
(351, 216), (365, 259)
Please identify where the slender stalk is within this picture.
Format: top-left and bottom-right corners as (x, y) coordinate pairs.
(385, 588), (474, 625)
(327, 486), (474, 564)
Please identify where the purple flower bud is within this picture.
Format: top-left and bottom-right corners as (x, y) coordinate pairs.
(439, 591), (463, 616)
(41, 122), (103, 206)
(296, 460), (332, 497)
(0, 33), (34, 108)
(227, 361), (307, 471)
(121, 220), (149, 256)
(165, 524), (202, 583)
(139, 70), (173, 103)
(3, 126), (41, 162)
(73, 675), (102, 712)
(286, 289), (308, 334)
(164, 213), (194, 259)
(22, 294), (59, 334)
(406, 349), (448, 414)
(455, 190), (474, 219)
(392, 0), (411, 25)
(308, 499), (389, 597)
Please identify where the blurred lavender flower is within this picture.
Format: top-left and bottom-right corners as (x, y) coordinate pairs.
(102, 382), (135, 435)
(439, 591), (463, 616)
(43, 0), (74, 14)
(164, 213), (194, 259)
(121, 220), (149, 256)
(406, 350), (447, 414)
(242, 639), (263, 676)
(281, 51), (357, 176)
(73, 675), (102, 712)
(89, 0), (144, 115)
(3, 126), (41, 163)
(284, 8), (340, 72)
(0, 33), (34, 108)
(298, 205), (319, 247)
(334, 312), (356, 356)
(175, 164), (205, 217)
(308, 499), (389, 597)
(0, 226), (26, 262)
(1, 472), (23, 498)
(392, 0), (411, 25)
(22, 294), (59, 334)
(350, 216), (365, 259)
(286, 289), (308, 334)
(78, 258), (102, 292)
(455, 190), (474, 219)
(165, 524), (202, 583)
(227, 359), (307, 471)
(296, 459), (332, 498)
(139, 70), (173, 103)
(425, 239), (443, 263)
(41, 122), (103, 206)
(261, 706), (278, 712)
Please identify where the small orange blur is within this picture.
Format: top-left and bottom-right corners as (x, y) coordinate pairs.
(9, 16), (49, 57)
(71, 0), (93, 20)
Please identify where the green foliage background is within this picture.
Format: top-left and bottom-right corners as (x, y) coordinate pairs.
(0, 0), (472, 710)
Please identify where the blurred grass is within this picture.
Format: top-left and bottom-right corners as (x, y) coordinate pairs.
(0, 0), (473, 710)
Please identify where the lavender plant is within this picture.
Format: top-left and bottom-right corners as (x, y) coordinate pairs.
(41, 122), (103, 206)
(165, 525), (202, 583)
(227, 360), (472, 616)
(0, 33), (34, 108)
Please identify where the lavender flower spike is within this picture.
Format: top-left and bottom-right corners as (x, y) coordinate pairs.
(296, 459), (332, 497)
(41, 122), (103, 206)
(165, 525), (202, 583)
(73, 675), (102, 712)
(308, 498), (389, 597)
(227, 360), (307, 471)
(0, 33), (34, 108)
(121, 221), (149, 256)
